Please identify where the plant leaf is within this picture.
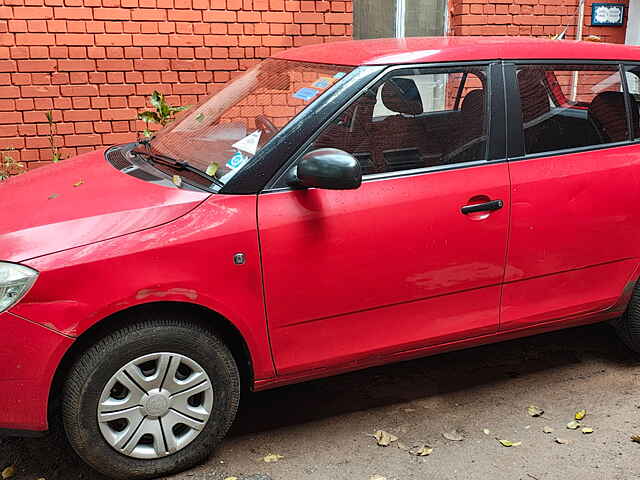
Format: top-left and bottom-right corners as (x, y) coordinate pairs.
(150, 90), (164, 110)
(52, 152), (62, 162)
(206, 162), (218, 176)
(442, 430), (464, 441)
(582, 427), (594, 434)
(527, 405), (544, 417)
(143, 129), (153, 138)
(575, 409), (587, 420)
(543, 426), (554, 434)
(409, 445), (433, 456)
(555, 437), (569, 445)
(138, 111), (162, 124)
(372, 430), (398, 447)
(45, 111), (53, 123)
(170, 105), (189, 114)
(497, 439), (521, 447)
(262, 453), (283, 463)
(566, 420), (580, 430)
(172, 175), (182, 187)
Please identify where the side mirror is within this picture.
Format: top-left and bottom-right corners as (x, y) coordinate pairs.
(288, 148), (362, 190)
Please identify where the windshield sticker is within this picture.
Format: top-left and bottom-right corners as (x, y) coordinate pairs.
(231, 130), (262, 155)
(312, 77), (333, 89)
(226, 151), (249, 170)
(333, 72), (346, 80)
(293, 87), (319, 102)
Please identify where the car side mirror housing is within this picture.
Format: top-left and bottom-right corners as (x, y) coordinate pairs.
(288, 148), (362, 190)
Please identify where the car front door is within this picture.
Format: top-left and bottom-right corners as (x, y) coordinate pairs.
(258, 63), (512, 376)
(501, 62), (640, 331)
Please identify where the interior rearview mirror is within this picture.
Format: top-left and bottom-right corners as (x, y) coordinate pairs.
(288, 148), (362, 190)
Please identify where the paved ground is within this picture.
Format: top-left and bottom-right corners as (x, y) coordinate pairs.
(4, 322), (640, 480)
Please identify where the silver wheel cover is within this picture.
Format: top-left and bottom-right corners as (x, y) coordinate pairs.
(97, 352), (214, 459)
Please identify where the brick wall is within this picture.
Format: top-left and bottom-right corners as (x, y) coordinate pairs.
(449, 0), (630, 43)
(0, 0), (352, 169)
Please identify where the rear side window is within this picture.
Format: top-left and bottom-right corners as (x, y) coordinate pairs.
(624, 66), (640, 139)
(309, 66), (488, 176)
(516, 64), (629, 156)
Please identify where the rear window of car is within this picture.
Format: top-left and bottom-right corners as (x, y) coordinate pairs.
(516, 64), (629, 156)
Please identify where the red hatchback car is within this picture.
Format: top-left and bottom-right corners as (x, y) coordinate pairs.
(4, 36), (640, 478)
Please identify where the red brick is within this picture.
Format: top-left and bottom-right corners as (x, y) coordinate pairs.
(93, 8), (130, 20)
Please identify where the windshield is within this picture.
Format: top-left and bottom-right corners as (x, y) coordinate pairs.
(145, 59), (353, 186)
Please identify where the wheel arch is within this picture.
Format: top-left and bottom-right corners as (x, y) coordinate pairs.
(47, 301), (255, 428)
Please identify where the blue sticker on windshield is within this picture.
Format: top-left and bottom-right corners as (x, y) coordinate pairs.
(226, 151), (247, 169)
(293, 87), (319, 102)
(312, 78), (331, 89)
(333, 72), (346, 79)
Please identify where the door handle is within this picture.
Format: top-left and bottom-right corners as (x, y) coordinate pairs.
(461, 199), (503, 215)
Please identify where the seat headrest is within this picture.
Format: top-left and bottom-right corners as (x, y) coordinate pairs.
(461, 89), (484, 115)
(589, 91), (632, 143)
(381, 78), (423, 116)
(518, 69), (551, 123)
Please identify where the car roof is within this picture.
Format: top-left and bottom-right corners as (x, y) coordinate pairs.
(272, 36), (640, 66)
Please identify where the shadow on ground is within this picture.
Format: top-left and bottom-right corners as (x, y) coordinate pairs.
(1, 322), (637, 479)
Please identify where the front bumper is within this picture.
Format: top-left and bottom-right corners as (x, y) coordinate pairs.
(0, 311), (73, 432)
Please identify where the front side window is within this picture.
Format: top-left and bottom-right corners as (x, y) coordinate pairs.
(516, 64), (629, 156)
(309, 66), (488, 176)
(145, 59), (353, 186)
(624, 65), (640, 139)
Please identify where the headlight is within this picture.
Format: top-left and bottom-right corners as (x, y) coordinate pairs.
(0, 262), (38, 313)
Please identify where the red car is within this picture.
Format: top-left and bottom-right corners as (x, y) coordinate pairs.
(3, 36), (640, 478)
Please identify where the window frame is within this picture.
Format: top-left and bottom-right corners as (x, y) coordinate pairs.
(264, 60), (507, 193)
(504, 59), (637, 162)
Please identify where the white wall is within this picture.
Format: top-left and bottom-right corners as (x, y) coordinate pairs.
(626, 0), (640, 45)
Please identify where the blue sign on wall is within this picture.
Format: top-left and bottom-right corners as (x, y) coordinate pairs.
(591, 3), (625, 26)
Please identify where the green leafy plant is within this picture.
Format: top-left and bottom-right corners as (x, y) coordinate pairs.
(0, 149), (25, 181)
(45, 111), (63, 163)
(138, 91), (189, 138)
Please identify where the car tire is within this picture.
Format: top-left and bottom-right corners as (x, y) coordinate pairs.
(614, 284), (640, 354)
(61, 314), (241, 480)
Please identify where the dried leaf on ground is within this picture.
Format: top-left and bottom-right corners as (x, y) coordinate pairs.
(631, 435), (640, 443)
(497, 439), (521, 447)
(442, 430), (464, 441)
(543, 426), (554, 434)
(224, 477), (238, 480)
(527, 405), (544, 417)
(555, 437), (569, 445)
(1, 466), (15, 479)
(582, 427), (594, 434)
(409, 445), (433, 456)
(575, 409), (587, 420)
(369, 476), (387, 480)
(372, 430), (398, 447)
(567, 421), (581, 430)
(483, 428), (491, 435)
(262, 454), (284, 463)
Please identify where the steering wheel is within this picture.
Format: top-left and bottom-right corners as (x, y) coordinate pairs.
(256, 114), (279, 142)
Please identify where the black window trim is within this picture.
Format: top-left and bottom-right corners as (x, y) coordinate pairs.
(504, 59), (638, 162)
(263, 60), (507, 193)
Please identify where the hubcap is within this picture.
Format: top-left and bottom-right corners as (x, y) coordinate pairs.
(97, 352), (214, 459)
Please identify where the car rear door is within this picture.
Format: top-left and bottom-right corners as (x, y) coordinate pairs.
(258, 63), (511, 376)
(500, 61), (640, 332)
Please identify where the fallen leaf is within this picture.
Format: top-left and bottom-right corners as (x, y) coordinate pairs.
(172, 175), (182, 187)
(206, 162), (218, 176)
(483, 428), (491, 435)
(403, 408), (416, 413)
(369, 476), (387, 480)
(73, 180), (84, 187)
(47, 193), (59, 200)
(555, 437), (569, 445)
(442, 430), (464, 441)
(372, 430), (398, 446)
(262, 454), (283, 463)
(409, 445), (433, 456)
(543, 426), (554, 434)
(631, 435), (640, 443)
(527, 405), (544, 417)
(1, 466), (15, 479)
(575, 409), (587, 420)
(582, 427), (594, 434)
(497, 439), (521, 447)
(224, 477), (238, 480)
(567, 421), (581, 430)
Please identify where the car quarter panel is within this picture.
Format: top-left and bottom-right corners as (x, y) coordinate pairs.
(9, 194), (275, 381)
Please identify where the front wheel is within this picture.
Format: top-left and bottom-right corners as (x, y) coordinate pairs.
(62, 316), (240, 479)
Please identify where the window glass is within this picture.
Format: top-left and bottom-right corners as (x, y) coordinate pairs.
(516, 64), (629, 156)
(310, 67), (488, 176)
(624, 66), (640, 139)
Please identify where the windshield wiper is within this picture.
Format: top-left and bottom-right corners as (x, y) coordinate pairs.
(133, 146), (224, 189)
